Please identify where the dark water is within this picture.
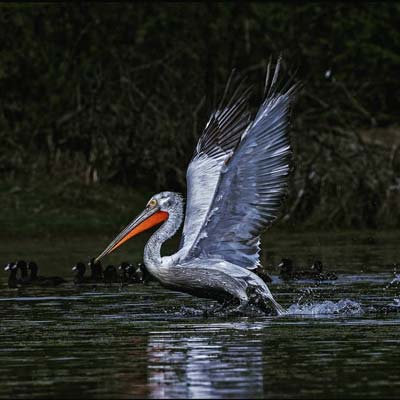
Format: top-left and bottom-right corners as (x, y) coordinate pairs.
(1, 231), (400, 399)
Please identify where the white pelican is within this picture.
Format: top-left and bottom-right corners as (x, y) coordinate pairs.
(95, 59), (297, 315)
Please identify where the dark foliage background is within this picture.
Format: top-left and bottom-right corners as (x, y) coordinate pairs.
(1, 3), (399, 230)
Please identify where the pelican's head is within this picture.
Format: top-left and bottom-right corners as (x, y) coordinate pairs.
(95, 192), (182, 262)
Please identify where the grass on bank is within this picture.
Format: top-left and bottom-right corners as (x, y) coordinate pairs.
(0, 176), (308, 239)
(1, 176), (398, 240)
(0, 177), (154, 238)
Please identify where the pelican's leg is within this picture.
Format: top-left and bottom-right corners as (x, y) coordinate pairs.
(248, 286), (286, 315)
(261, 294), (286, 316)
(248, 275), (286, 316)
(272, 298), (286, 315)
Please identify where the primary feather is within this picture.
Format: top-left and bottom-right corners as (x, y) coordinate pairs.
(178, 71), (252, 259)
(182, 59), (297, 270)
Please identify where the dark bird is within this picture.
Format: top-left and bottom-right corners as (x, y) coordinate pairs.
(4, 262), (18, 288)
(137, 262), (158, 284)
(28, 261), (66, 286)
(278, 258), (296, 280)
(16, 260), (30, 284)
(278, 258), (337, 281)
(118, 262), (156, 284)
(103, 265), (118, 284)
(94, 59), (296, 315)
(118, 262), (131, 284)
(127, 264), (142, 283)
(310, 260), (337, 281)
(89, 258), (103, 283)
(72, 262), (91, 284)
(118, 262), (141, 284)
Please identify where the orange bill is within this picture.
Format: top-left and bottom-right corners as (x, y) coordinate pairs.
(109, 211), (169, 253)
(95, 209), (169, 262)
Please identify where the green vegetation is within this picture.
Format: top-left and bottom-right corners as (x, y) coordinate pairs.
(1, 3), (399, 232)
(0, 177), (153, 237)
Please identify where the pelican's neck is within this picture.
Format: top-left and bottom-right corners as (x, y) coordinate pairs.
(144, 199), (183, 275)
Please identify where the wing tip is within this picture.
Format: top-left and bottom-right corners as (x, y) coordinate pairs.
(264, 56), (301, 103)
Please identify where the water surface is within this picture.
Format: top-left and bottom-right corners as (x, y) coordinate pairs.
(1, 231), (400, 398)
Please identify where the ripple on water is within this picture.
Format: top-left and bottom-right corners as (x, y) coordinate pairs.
(1, 230), (400, 399)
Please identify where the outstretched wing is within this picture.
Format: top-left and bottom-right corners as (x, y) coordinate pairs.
(178, 72), (252, 258)
(184, 59), (297, 270)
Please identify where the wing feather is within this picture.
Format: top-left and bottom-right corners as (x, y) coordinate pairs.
(184, 59), (297, 270)
(178, 72), (252, 258)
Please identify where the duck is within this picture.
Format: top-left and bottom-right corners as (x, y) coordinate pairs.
(88, 258), (103, 283)
(118, 262), (141, 284)
(103, 265), (118, 284)
(28, 261), (67, 286)
(278, 258), (337, 281)
(118, 262), (131, 284)
(4, 262), (18, 288)
(72, 262), (92, 284)
(118, 262), (152, 284)
(137, 262), (157, 284)
(15, 260), (30, 284)
(310, 260), (337, 281)
(278, 258), (297, 280)
(127, 264), (143, 283)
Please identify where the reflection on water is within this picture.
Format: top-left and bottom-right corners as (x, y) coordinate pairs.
(147, 331), (264, 399)
(0, 231), (400, 398)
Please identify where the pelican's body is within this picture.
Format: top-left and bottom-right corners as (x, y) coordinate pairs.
(156, 260), (283, 313)
(96, 59), (297, 315)
(140, 192), (284, 313)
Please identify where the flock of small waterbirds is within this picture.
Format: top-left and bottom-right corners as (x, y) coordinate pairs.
(2, 257), (337, 289)
(3, 258), (156, 289)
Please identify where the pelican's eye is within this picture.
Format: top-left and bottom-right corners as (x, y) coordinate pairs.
(148, 199), (157, 208)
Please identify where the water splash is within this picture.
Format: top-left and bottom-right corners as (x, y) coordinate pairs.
(388, 298), (400, 308)
(178, 306), (208, 317)
(287, 299), (363, 316)
(389, 273), (400, 287)
(382, 272), (400, 312)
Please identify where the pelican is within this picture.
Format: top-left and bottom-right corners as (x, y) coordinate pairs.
(95, 59), (297, 315)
